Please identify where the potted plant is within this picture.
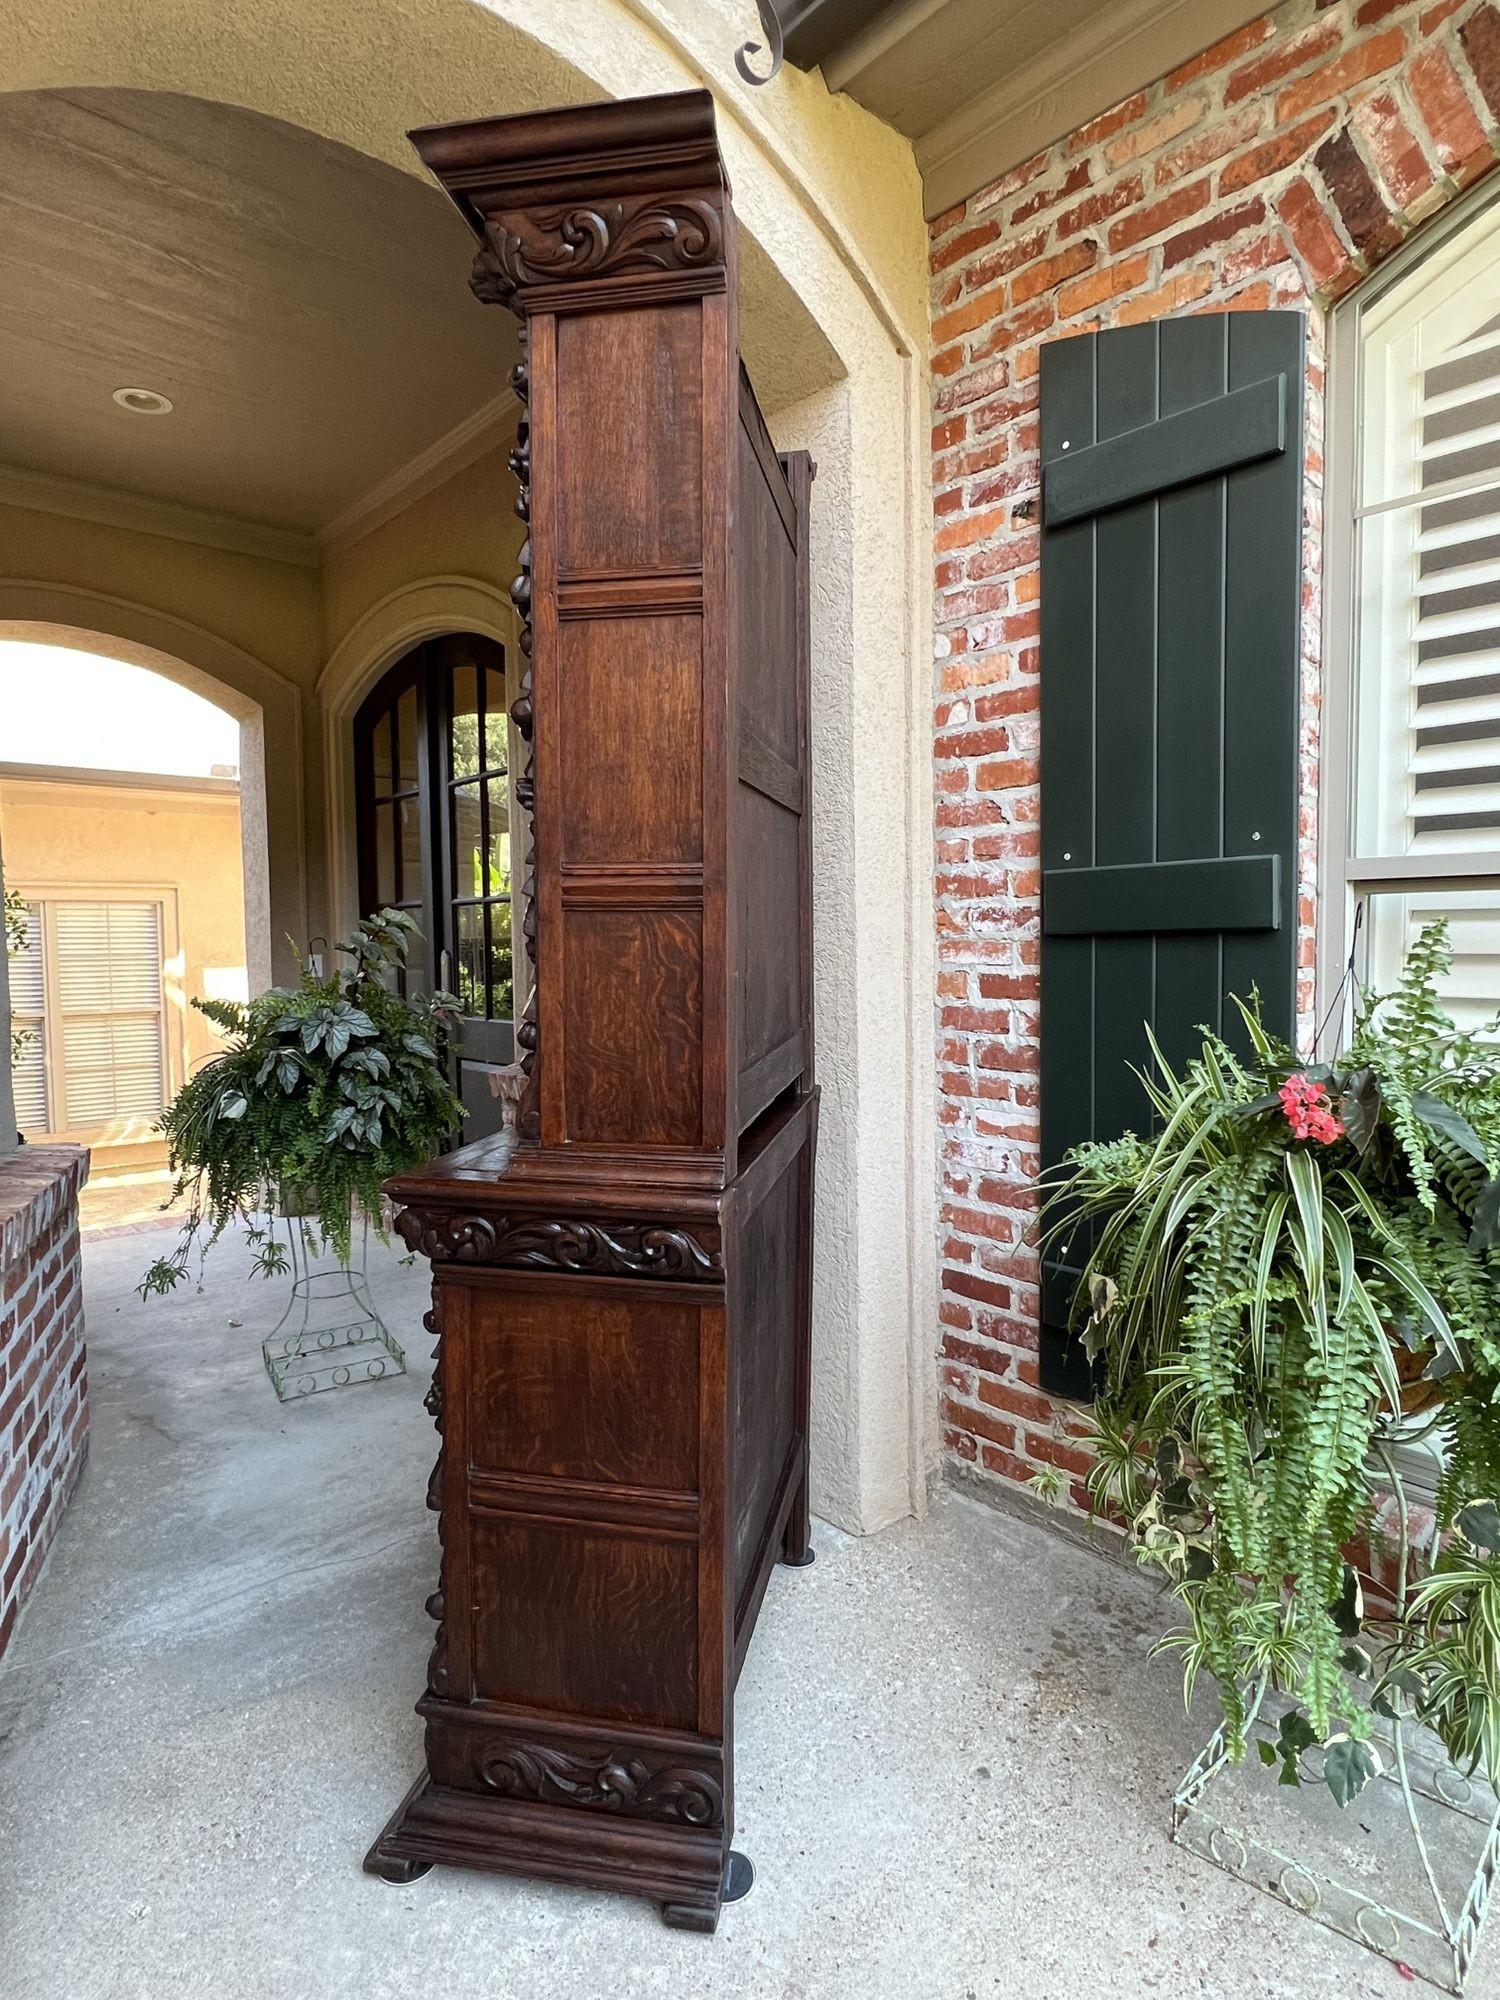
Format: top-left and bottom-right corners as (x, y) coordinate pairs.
(141, 909), (461, 1302)
(1043, 921), (1500, 1811)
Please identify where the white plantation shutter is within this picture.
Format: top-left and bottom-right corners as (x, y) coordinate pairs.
(7, 900), (48, 1131)
(52, 901), (165, 1127)
(1340, 194), (1500, 1017)
(1412, 327), (1500, 845)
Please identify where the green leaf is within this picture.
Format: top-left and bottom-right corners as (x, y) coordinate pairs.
(1324, 1734), (1381, 1809)
(1458, 1499), (1500, 1554)
(1257, 1740), (1278, 1768)
(1337, 1067), (1382, 1155)
(1411, 1089), (1488, 1164)
(1470, 1177), (1500, 1255)
(1331, 1563), (1365, 1639)
(1278, 1709), (1318, 1755)
(220, 1092), (247, 1120)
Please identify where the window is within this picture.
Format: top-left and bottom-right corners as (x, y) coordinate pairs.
(1326, 190), (1500, 1030)
(5, 896), (168, 1136)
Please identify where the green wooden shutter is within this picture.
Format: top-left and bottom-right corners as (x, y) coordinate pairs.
(1038, 311), (1306, 1397)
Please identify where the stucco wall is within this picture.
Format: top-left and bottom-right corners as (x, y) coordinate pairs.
(0, 772), (246, 1168)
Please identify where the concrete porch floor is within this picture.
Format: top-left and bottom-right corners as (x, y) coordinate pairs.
(0, 1230), (1492, 2000)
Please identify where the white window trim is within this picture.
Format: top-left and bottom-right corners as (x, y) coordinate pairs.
(12, 881), (183, 1144)
(1321, 179), (1500, 1034)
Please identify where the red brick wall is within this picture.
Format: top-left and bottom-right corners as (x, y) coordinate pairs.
(0, 1146), (88, 1657)
(931, 0), (1500, 1507)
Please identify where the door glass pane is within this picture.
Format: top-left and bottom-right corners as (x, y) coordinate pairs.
(454, 900), (485, 1016)
(452, 784), (483, 898)
(399, 797), (423, 901)
(484, 665), (508, 773)
(374, 803), (396, 905)
(484, 777), (511, 892)
(371, 710), (393, 795)
(489, 899), (514, 1021)
(451, 660), (481, 782)
(396, 684), (419, 791)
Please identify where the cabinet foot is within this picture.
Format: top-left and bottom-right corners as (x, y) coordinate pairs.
(364, 1853), (433, 1885)
(723, 1849), (755, 1903)
(658, 1850), (752, 1931)
(779, 1546), (815, 1567)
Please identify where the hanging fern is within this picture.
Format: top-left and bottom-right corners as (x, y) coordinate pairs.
(139, 910), (462, 1295)
(1044, 921), (1500, 1806)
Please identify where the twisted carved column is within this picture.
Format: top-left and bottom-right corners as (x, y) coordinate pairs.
(501, 325), (540, 1143)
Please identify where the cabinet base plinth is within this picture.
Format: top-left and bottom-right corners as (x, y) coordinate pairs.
(365, 1770), (730, 1930)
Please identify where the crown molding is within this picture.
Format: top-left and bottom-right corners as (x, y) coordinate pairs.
(317, 386), (520, 555)
(0, 463), (320, 569)
(915, 0), (1267, 218)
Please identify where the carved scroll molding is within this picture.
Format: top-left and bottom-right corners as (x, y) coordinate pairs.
(394, 1208), (721, 1281)
(471, 196), (724, 309)
(479, 1740), (724, 1828)
(421, 1298), (449, 1700)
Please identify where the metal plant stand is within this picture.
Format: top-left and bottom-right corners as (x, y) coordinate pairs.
(1173, 1452), (1500, 1994)
(261, 1210), (406, 1402)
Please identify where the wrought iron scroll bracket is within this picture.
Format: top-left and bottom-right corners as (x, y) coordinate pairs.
(735, 1), (784, 85)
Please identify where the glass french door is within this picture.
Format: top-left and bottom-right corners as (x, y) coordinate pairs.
(353, 634), (516, 1139)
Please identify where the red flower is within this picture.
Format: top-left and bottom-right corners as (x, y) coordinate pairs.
(1278, 1073), (1344, 1145)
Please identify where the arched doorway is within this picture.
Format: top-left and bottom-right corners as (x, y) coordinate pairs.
(0, 635), (247, 1215)
(353, 632), (520, 1137)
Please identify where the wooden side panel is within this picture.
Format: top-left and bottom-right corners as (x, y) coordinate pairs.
(559, 617), (703, 868)
(555, 307), (703, 573)
(562, 909), (702, 1145)
(543, 299), (712, 1150)
(469, 1519), (699, 1729)
(729, 378), (811, 1141)
(456, 1274), (707, 1736)
(467, 1289), (700, 1487)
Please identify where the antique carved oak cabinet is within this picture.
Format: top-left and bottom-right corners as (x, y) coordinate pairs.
(364, 93), (817, 1933)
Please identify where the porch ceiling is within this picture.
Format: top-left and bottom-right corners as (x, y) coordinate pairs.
(778, 0), (1272, 217)
(0, 89), (518, 534)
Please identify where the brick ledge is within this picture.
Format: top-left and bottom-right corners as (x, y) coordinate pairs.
(0, 1146), (90, 1269)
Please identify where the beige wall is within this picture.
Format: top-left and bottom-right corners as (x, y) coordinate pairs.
(0, 770), (245, 1171)
(322, 442), (522, 662)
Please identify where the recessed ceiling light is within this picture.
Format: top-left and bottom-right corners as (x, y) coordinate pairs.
(112, 387), (174, 416)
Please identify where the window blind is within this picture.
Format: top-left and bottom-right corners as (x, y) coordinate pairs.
(53, 901), (166, 1128)
(1414, 320), (1500, 843)
(1345, 196), (1500, 1018)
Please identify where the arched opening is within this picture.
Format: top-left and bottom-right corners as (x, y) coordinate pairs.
(0, 635), (246, 1223)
